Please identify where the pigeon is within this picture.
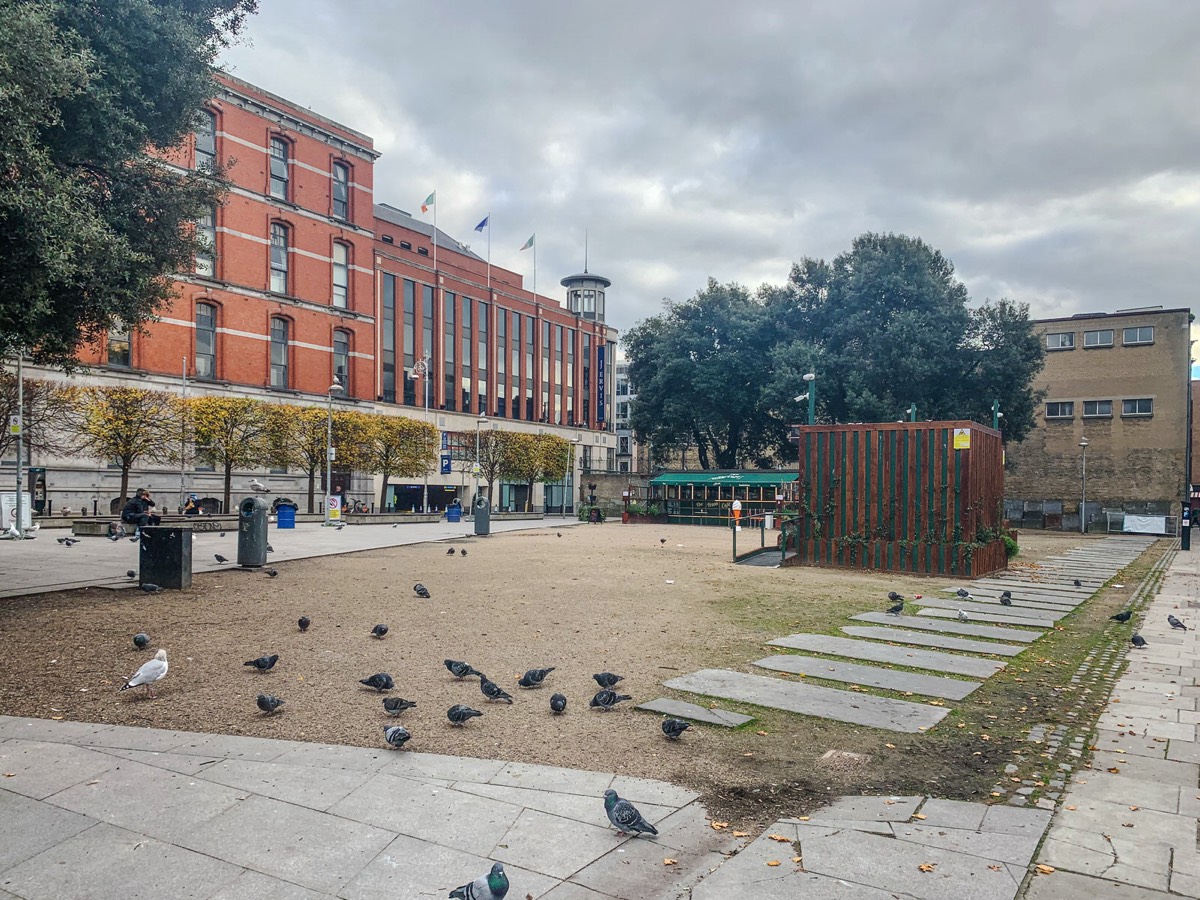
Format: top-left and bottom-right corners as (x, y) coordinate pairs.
(1074, 579), (1082, 588)
(460, 548), (467, 557)
(886, 600), (904, 615)
(336, 524), (344, 531)
(591, 689), (632, 711)
(550, 693), (567, 714)
(132, 632), (150, 650)
(603, 789), (658, 837)
(449, 862), (509, 900)
(392, 523), (398, 528)
(129, 535), (140, 542)
(219, 531), (226, 537)
(371, 624), (389, 639)
(414, 583), (432, 599)
(265, 568), (279, 578)
(955, 588), (971, 599)
(593, 672), (623, 688)
(298, 616), (311, 632)
(1131, 633), (1147, 648)
(256, 693), (284, 715)
(447, 547), (456, 555)
(447, 703), (483, 725)
(360, 672), (395, 692)
(887, 591), (904, 602)
(121, 649), (168, 698)
(662, 718), (691, 740)
(58, 537), (79, 546)
(517, 667), (555, 688)
(1110, 610), (1133, 623)
(383, 725), (411, 750)
(126, 569), (136, 579)
(383, 697), (416, 715)
(56, 536), (67, 544)
(266, 544), (274, 553)
(660, 537), (666, 547)
(444, 659), (479, 679)
(999, 590), (1013, 606)
(214, 553), (229, 564)
(109, 534), (122, 542)
(557, 532), (563, 538)
(479, 675), (514, 704)
(244, 654), (279, 673)
(140, 583), (162, 594)
(957, 609), (969, 622)
(1169, 615), (1188, 631)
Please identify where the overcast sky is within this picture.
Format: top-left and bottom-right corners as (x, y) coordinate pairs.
(221, 1), (1199, 350)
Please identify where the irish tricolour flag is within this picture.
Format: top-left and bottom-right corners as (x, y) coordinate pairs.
(420, 191), (436, 213)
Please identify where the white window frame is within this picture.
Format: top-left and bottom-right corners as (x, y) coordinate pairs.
(1045, 332), (1074, 350)
(1083, 329), (1113, 348)
(1045, 401), (1074, 419)
(1122, 326), (1154, 346)
(1121, 398), (1153, 417)
(269, 138), (289, 200)
(332, 242), (349, 308)
(332, 163), (350, 220)
(194, 110), (216, 171)
(195, 303), (216, 379)
(195, 205), (216, 277)
(269, 318), (290, 388)
(1082, 400), (1112, 418)
(269, 224), (289, 294)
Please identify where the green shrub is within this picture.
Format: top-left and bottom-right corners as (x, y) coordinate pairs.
(1002, 534), (1019, 558)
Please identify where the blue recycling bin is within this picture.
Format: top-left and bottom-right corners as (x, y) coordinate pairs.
(446, 504), (462, 524)
(277, 503), (297, 529)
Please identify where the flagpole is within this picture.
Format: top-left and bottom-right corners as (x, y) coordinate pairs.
(432, 193), (437, 287)
(486, 211), (491, 292)
(533, 239), (537, 298)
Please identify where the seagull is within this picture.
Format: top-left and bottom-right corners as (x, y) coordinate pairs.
(999, 590), (1013, 606)
(264, 568), (278, 578)
(593, 672), (623, 688)
(479, 675), (514, 704)
(297, 616), (311, 632)
(132, 633), (150, 650)
(256, 694), (284, 715)
(662, 718), (691, 740)
(444, 659), (479, 679)
(371, 624), (389, 639)
(590, 689), (632, 711)
(603, 789), (658, 837)
(1131, 633), (1147, 648)
(447, 704), (483, 725)
(957, 609), (970, 623)
(1169, 615), (1188, 631)
(140, 583), (162, 594)
(248, 479), (271, 493)
(1110, 610), (1133, 623)
(214, 553), (228, 564)
(359, 672), (394, 692)
(449, 862), (508, 900)
(887, 591), (904, 602)
(886, 600), (905, 616)
(550, 693), (567, 714)
(243, 654), (279, 673)
(447, 547), (456, 556)
(517, 667), (555, 688)
(414, 583), (431, 599)
(120, 649), (168, 698)
(383, 725), (411, 750)
(383, 697), (416, 715)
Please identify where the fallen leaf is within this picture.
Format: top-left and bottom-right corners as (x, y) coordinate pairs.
(1107, 767), (1120, 774)
(792, 856), (802, 863)
(766, 860), (781, 867)
(756, 730), (768, 736)
(919, 863), (936, 873)
(663, 858), (678, 866)
(1065, 805), (1077, 811)
(913, 814), (927, 820)
(732, 831), (750, 837)
(885, 743), (896, 749)
(796, 816), (810, 821)
(2, 773), (14, 778)
(50, 716), (63, 721)
(988, 865), (1003, 871)
(710, 822), (730, 830)
(768, 834), (791, 843)
(1129, 806), (1139, 811)
(1122, 823), (1134, 828)
(1036, 864), (1055, 875)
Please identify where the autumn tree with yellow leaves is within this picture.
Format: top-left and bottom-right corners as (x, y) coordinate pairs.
(359, 413), (438, 509)
(187, 396), (274, 512)
(501, 432), (571, 512)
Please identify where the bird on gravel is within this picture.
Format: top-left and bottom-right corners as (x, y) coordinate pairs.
(517, 667), (555, 688)
(298, 616), (311, 633)
(887, 590), (904, 602)
(371, 624), (389, 639)
(450, 862), (508, 900)
(383, 697), (416, 715)
(1169, 615), (1188, 631)
(1110, 610), (1133, 623)
(447, 547), (456, 556)
(444, 659), (479, 679)
(140, 583), (162, 594)
(886, 600), (905, 616)
(957, 610), (970, 623)
(479, 675), (514, 704)
(550, 693), (567, 714)
(126, 569), (136, 579)
(256, 694), (284, 715)
(1074, 579), (1082, 588)
(121, 649), (168, 698)
(414, 583), (431, 599)
(603, 789), (658, 837)
(264, 568), (278, 578)
(557, 532), (563, 538)
(133, 632), (150, 650)
(460, 548), (467, 557)
(662, 718), (691, 740)
(447, 704), (483, 726)
(360, 672), (394, 692)
(999, 590), (1013, 606)
(383, 725), (411, 750)
(244, 654), (279, 673)
(593, 672), (624, 689)
(1131, 633), (1147, 648)
(660, 537), (666, 547)
(591, 689), (632, 711)
(214, 553), (228, 564)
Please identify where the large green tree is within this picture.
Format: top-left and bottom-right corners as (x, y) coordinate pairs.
(0, 0), (256, 364)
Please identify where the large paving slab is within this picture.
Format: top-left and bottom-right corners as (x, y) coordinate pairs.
(768, 633), (1006, 678)
(664, 668), (950, 732)
(753, 654), (981, 699)
(852, 612), (1044, 642)
(842, 625), (1027, 657)
(919, 595), (1063, 621)
(635, 697), (754, 727)
(917, 607), (1054, 628)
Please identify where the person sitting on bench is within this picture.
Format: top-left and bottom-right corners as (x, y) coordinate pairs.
(121, 488), (162, 534)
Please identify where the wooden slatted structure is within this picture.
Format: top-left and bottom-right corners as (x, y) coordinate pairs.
(785, 421), (1007, 577)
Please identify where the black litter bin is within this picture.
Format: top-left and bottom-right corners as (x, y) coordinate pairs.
(140, 526), (192, 590)
(473, 496), (491, 536)
(238, 496), (270, 567)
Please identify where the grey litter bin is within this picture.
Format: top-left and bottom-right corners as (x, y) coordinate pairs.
(237, 496), (270, 567)
(473, 496), (491, 536)
(140, 526), (192, 590)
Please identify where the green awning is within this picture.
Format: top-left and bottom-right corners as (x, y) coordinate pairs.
(650, 471), (798, 486)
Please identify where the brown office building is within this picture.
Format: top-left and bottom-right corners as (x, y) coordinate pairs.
(1005, 307), (1191, 532)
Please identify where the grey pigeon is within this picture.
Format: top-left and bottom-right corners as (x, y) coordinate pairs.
(109, 533), (122, 542)
(593, 672), (623, 688)
(1131, 633), (1147, 648)
(887, 590), (904, 602)
(383, 724), (411, 749)
(1169, 615), (1188, 631)
(56, 536), (67, 544)
(956, 588), (970, 599)
(449, 861), (508, 900)
(126, 569), (136, 579)
(371, 624), (389, 639)
(444, 659), (479, 679)
(603, 789), (658, 836)
(256, 693), (284, 714)
(517, 667), (555, 688)
(591, 689), (632, 711)
(140, 583), (162, 594)
(133, 632), (150, 650)
(460, 548), (467, 557)
(266, 544), (274, 552)
(886, 600), (904, 615)
(447, 704), (483, 725)
(383, 697), (416, 715)
(479, 675), (514, 704)
(214, 553), (228, 564)
(219, 531), (226, 537)
(550, 692), (567, 714)
(360, 672), (394, 692)
(659, 537), (666, 546)
(415, 583), (432, 599)
(244, 654), (279, 673)
(662, 718), (690, 740)
(298, 616), (310, 632)
(121, 649), (168, 698)
(957, 609), (970, 623)
(557, 532), (563, 537)
(1110, 610), (1132, 623)
(336, 524), (344, 530)
(265, 568), (278, 577)
(447, 547), (456, 555)
(129, 535), (140, 542)
(392, 523), (398, 528)
(1074, 579), (1082, 587)
(999, 590), (1013, 606)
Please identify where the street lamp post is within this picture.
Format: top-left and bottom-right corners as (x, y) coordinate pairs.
(565, 438), (581, 516)
(992, 399), (1001, 430)
(909, 403), (917, 423)
(409, 353), (431, 512)
(12, 351), (24, 538)
(324, 379), (343, 527)
(474, 416), (488, 510)
(1079, 437), (1089, 534)
(802, 372), (816, 425)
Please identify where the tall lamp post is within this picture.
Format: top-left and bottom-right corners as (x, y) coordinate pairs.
(324, 379), (343, 527)
(11, 351), (24, 538)
(474, 416), (488, 510)
(408, 353), (432, 512)
(802, 372), (816, 425)
(992, 399), (1001, 430)
(1079, 437), (1089, 534)
(566, 438), (581, 516)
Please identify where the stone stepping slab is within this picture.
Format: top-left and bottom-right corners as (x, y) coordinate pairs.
(852, 612), (1044, 642)
(768, 633), (1005, 678)
(918, 607), (1052, 628)
(965, 582), (1089, 603)
(664, 669), (949, 733)
(842, 626), (1027, 657)
(919, 596), (1062, 622)
(636, 697), (754, 727)
(754, 654), (982, 700)
(935, 593), (1079, 613)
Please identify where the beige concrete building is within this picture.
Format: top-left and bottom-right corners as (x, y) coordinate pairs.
(1006, 307), (1191, 532)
